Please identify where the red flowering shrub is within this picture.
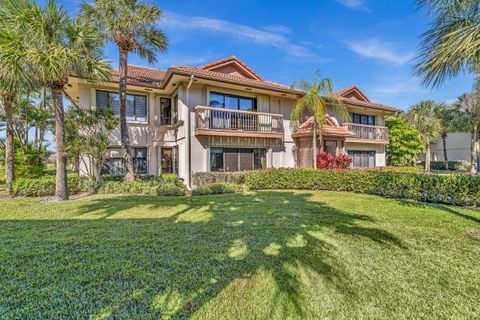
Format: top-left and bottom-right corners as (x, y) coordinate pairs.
(316, 152), (352, 170)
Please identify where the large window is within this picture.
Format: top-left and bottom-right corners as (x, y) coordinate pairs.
(210, 148), (266, 172)
(347, 150), (375, 168)
(96, 90), (147, 122)
(102, 147), (148, 175)
(160, 146), (179, 174)
(209, 92), (256, 111)
(350, 113), (376, 126)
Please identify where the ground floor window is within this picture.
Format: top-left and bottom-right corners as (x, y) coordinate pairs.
(102, 147), (148, 175)
(161, 146), (179, 174)
(210, 148), (266, 172)
(347, 150), (375, 168)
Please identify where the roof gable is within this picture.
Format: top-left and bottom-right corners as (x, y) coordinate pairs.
(200, 56), (264, 81)
(334, 85), (371, 102)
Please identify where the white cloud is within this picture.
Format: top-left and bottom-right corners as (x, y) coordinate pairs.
(156, 54), (214, 68)
(160, 12), (325, 62)
(337, 0), (370, 11)
(345, 38), (414, 65)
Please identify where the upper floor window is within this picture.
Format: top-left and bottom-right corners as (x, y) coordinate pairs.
(210, 92), (256, 111)
(159, 97), (178, 125)
(350, 113), (376, 126)
(96, 90), (147, 122)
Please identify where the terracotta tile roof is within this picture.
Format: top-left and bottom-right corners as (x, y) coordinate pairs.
(293, 116), (356, 138)
(111, 65), (166, 87)
(333, 85), (401, 113)
(168, 64), (295, 94)
(200, 56), (264, 81)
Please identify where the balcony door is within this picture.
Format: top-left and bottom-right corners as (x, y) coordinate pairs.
(209, 92), (257, 131)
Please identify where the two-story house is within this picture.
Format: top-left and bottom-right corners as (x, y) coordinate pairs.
(64, 56), (399, 186)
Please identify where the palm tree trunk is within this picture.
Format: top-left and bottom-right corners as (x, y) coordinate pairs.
(3, 93), (15, 193)
(425, 143), (431, 172)
(471, 125), (479, 175)
(119, 48), (135, 181)
(52, 86), (68, 200)
(312, 123), (317, 169)
(442, 134), (449, 170)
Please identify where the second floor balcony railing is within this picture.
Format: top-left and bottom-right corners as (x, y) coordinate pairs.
(195, 106), (284, 138)
(344, 123), (388, 143)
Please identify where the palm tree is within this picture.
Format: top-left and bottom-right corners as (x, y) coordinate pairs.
(0, 0), (33, 193)
(451, 79), (480, 175)
(415, 0), (480, 87)
(433, 103), (454, 170)
(291, 71), (349, 168)
(81, 0), (168, 181)
(407, 101), (443, 172)
(6, 0), (111, 200)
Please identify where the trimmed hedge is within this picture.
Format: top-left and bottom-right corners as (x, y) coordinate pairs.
(192, 183), (239, 196)
(98, 174), (185, 196)
(244, 168), (480, 206)
(419, 161), (471, 171)
(12, 173), (185, 197)
(192, 172), (245, 187)
(11, 174), (93, 197)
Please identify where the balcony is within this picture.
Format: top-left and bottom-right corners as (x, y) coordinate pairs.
(195, 106), (284, 139)
(344, 123), (388, 144)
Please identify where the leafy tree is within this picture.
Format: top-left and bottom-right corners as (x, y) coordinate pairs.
(81, 0), (168, 181)
(65, 107), (118, 190)
(0, 0), (32, 193)
(3, 0), (111, 199)
(291, 70), (349, 168)
(415, 0), (480, 87)
(385, 117), (425, 166)
(451, 79), (480, 175)
(407, 101), (443, 172)
(433, 103), (455, 170)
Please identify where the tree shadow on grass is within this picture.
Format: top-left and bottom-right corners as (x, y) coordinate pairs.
(0, 191), (406, 319)
(395, 199), (480, 225)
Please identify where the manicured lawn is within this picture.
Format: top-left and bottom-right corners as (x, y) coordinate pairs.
(0, 191), (479, 319)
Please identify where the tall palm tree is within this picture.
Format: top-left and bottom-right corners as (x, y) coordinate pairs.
(291, 71), (349, 168)
(451, 79), (480, 175)
(6, 0), (111, 200)
(415, 0), (480, 87)
(433, 103), (454, 170)
(407, 101), (443, 172)
(0, 0), (33, 193)
(81, 0), (168, 181)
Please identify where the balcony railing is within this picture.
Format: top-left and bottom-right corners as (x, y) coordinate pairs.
(195, 106), (284, 138)
(344, 123), (388, 142)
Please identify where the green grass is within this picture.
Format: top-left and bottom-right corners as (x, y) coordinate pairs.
(0, 191), (479, 319)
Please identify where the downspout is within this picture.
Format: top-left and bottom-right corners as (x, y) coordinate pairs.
(186, 75), (195, 189)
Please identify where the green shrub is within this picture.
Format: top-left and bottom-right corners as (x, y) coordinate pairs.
(192, 172), (245, 187)
(11, 174), (93, 196)
(98, 179), (185, 196)
(192, 183), (239, 196)
(372, 166), (424, 173)
(419, 161), (471, 171)
(244, 168), (480, 206)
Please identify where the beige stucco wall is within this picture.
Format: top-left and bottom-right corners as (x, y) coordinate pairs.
(74, 80), (389, 183)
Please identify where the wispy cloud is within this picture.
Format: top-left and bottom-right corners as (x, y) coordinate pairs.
(337, 0), (370, 11)
(345, 38), (414, 65)
(160, 11), (325, 62)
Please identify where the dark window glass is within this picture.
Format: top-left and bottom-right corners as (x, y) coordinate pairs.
(133, 147), (147, 174)
(254, 149), (266, 169)
(209, 92), (256, 111)
(210, 148), (266, 172)
(209, 93), (225, 108)
(96, 90), (147, 121)
(350, 113), (375, 126)
(347, 150), (375, 168)
(161, 147), (178, 174)
(160, 98), (172, 125)
(210, 148), (224, 172)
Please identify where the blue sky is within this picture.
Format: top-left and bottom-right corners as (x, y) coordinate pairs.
(50, 0), (477, 109)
